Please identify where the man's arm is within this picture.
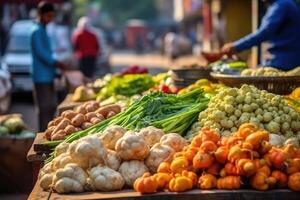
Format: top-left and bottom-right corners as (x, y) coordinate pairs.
(234, 2), (286, 52)
(31, 30), (56, 67)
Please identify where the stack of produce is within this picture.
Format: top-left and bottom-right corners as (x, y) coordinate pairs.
(45, 89), (209, 154)
(0, 114), (33, 137)
(96, 74), (155, 101)
(209, 59), (247, 74)
(178, 79), (226, 96)
(188, 85), (300, 142)
(133, 123), (300, 193)
(44, 101), (121, 141)
(241, 66), (300, 76)
(38, 126), (187, 193)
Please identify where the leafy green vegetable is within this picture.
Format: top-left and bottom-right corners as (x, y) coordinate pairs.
(97, 74), (155, 100)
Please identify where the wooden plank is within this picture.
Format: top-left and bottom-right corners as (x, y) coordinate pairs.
(27, 181), (50, 200)
(27, 133), (48, 162)
(28, 181), (300, 200)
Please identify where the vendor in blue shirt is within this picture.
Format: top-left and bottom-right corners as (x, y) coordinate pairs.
(30, 1), (66, 131)
(222, 0), (300, 71)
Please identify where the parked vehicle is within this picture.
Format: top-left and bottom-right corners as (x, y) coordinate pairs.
(1, 20), (33, 92)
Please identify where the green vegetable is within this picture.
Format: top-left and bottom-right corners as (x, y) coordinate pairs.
(97, 74), (155, 100)
(3, 117), (24, 134)
(0, 126), (9, 136)
(44, 89), (209, 162)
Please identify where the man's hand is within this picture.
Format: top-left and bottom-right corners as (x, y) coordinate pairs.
(221, 43), (236, 55)
(55, 61), (68, 70)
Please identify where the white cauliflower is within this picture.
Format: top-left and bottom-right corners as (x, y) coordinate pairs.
(136, 126), (164, 147)
(68, 135), (107, 169)
(115, 132), (150, 160)
(54, 142), (70, 157)
(39, 162), (54, 190)
(145, 143), (175, 173)
(53, 163), (88, 193)
(106, 150), (121, 171)
(52, 152), (74, 171)
(87, 166), (124, 191)
(98, 125), (127, 150)
(159, 133), (188, 152)
(118, 160), (149, 186)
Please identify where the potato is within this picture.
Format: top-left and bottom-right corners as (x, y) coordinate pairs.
(97, 104), (121, 118)
(51, 130), (66, 141)
(81, 122), (93, 129)
(62, 110), (77, 120)
(90, 101), (100, 110)
(45, 126), (55, 140)
(85, 104), (96, 112)
(90, 117), (103, 124)
(96, 113), (105, 120)
(64, 125), (76, 135)
(47, 120), (55, 128)
(75, 106), (87, 115)
(71, 114), (85, 127)
(53, 116), (64, 126)
(107, 111), (116, 118)
(53, 119), (71, 134)
(85, 112), (97, 121)
(74, 127), (82, 132)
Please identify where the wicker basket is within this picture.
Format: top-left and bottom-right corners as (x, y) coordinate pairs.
(211, 72), (300, 95)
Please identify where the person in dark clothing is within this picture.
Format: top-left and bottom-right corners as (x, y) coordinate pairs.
(30, 1), (67, 131)
(222, 0), (300, 70)
(72, 17), (99, 78)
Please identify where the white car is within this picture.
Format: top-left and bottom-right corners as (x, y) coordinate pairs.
(1, 20), (33, 92)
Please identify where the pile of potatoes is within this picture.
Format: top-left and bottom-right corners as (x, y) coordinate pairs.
(45, 101), (121, 141)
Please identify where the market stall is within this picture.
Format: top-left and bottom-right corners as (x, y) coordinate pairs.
(27, 63), (300, 199)
(0, 114), (35, 192)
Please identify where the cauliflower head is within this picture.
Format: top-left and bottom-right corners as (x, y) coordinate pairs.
(87, 166), (125, 191)
(136, 126), (164, 147)
(39, 162), (54, 190)
(115, 132), (150, 160)
(160, 133), (188, 152)
(52, 152), (74, 171)
(98, 125), (126, 150)
(68, 135), (107, 169)
(106, 150), (121, 171)
(118, 160), (149, 186)
(53, 163), (88, 193)
(54, 142), (70, 157)
(145, 143), (175, 173)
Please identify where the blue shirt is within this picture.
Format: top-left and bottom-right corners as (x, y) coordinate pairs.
(30, 22), (56, 83)
(234, 0), (300, 70)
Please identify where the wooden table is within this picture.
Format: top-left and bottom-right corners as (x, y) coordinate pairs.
(27, 132), (48, 185)
(28, 181), (300, 200)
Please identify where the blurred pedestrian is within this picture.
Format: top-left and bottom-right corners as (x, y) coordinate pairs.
(72, 17), (99, 78)
(30, 1), (67, 131)
(221, 0), (300, 70)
